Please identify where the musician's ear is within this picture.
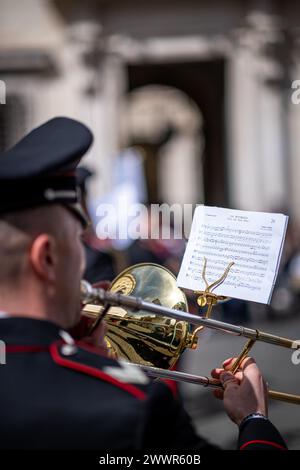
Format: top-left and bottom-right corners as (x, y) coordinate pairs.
(29, 234), (58, 282)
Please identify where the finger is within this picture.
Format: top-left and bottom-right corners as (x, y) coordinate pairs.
(222, 357), (234, 368)
(92, 280), (111, 291)
(69, 316), (94, 339)
(239, 356), (256, 371)
(211, 368), (224, 379)
(90, 320), (108, 338)
(223, 358), (242, 371)
(213, 389), (224, 400)
(222, 368), (243, 381)
(83, 320), (108, 349)
(82, 336), (111, 356)
(233, 370), (243, 382)
(219, 371), (239, 389)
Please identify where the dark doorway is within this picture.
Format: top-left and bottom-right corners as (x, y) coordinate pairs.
(127, 59), (227, 206)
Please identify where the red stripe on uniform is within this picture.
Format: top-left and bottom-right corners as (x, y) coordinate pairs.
(50, 342), (146, 401)
(240, 440), (287, 450)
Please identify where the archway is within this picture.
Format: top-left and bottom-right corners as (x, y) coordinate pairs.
(120, 84), (204, 205)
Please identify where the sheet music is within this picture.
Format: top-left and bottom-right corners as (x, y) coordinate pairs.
(177, 206), (288, 304)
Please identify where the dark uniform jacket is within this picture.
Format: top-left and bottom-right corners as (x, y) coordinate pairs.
(0, 317), (287, 450)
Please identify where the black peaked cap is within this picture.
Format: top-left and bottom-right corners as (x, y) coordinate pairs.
(0, 116), (93, 179)
(0, 117), (94, 224)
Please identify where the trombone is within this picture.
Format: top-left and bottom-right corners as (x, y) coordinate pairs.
(80, 263), (300, 405)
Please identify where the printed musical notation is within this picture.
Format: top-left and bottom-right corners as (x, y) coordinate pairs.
(177, 206), (288, 304)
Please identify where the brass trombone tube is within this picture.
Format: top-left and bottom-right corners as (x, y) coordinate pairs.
(137, 364), (300, 405)
(81, 281), (300, 405)
(81, 281), (299, 350)
(136, 364), (222, 388)
(268, 390), (300, 405)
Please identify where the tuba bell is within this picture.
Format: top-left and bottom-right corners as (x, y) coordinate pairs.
(81, 263), (198, 369)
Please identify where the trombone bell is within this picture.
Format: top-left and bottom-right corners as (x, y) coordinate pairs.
(82, 263), (198, 369)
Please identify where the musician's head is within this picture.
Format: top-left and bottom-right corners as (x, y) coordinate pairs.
(0, 117), (93, 328)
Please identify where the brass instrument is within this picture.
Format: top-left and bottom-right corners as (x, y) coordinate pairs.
(81, 263), (300, 405)
(82, 263), (198, 369)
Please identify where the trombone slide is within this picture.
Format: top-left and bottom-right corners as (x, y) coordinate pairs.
(81, 280), (300, 405)
(138, 364), (300, 405)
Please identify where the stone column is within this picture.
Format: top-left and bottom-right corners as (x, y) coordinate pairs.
(227, 12), (288, 213)
(289, 39), (300, 221)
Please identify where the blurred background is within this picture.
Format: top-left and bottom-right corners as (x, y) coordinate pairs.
(1, 0), (300, 449)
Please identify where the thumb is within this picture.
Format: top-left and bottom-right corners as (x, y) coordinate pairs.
(220, 371), (239, 390)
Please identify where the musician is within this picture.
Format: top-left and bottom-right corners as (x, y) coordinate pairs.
(0, 117), (286, 450)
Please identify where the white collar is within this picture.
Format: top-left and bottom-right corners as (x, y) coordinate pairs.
(0, 312), (9, 319)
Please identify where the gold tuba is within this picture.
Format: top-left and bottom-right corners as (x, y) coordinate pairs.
(82, 263), (198, 369)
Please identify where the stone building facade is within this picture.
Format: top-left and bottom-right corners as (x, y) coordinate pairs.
(0, 0), (299, 217)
